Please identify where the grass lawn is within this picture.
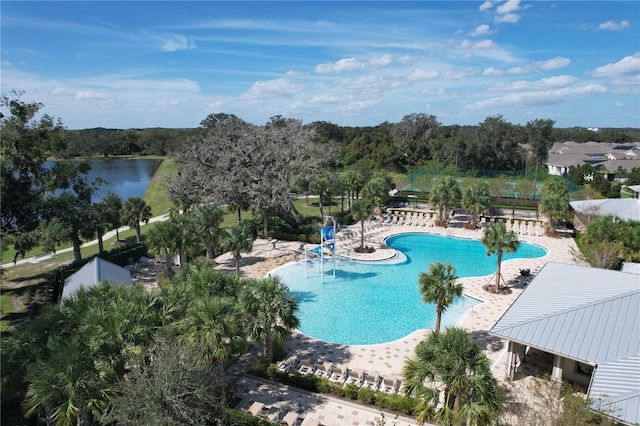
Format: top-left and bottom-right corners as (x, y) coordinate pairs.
(144, 158), (178, 216)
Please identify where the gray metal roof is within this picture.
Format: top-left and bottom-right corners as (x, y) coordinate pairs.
(490, 262), (640, 425)
(570, 199), (640, 222)
(62, 257), (133, 300)
(590, 353), (640, 425)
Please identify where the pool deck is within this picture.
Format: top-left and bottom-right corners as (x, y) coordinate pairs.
(215, 219), (584, 425)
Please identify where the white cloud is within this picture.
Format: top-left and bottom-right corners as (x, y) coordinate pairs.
(75, 91), (112, 101)
(339, 75), (389, 94)
(346, 98), (382, 111)
(51, 87), (68, 95)
(588, 53), (640, 77)
(460, 39), (497, 49)
(496, 0), (524, 15)
(470, 24), (492, 37)
(610, 75), (640, 95)
(407, 69), (440, 82)
(161, 35), (195, 52)
(444, 69), (472, 80)
(315, 57), (365, 73)
(468, 84), (607, 109)
(598, 20), (630, 31)
(368, 54), (394, 68)
(285, 70), (305, 77)
(479, 1), (495, 11)
(507, 65), (531, 74)
(495, 13), (520, 23)
(241, 78), (303, 99)
(309, 93), (341, 105)
(483, 67), (504, 76)
(536, 56), (571, 70)
(490, 75), (578, 92)
(615, 102), (623, 107)
(397, 55), (415, 65)
(153, 100), (179, 107)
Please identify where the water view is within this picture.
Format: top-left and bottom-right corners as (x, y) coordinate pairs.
(46, 158), (163, 202)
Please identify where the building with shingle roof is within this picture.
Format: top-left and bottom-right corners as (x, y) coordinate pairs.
(546, 141), (640, 180)
(490, 262), (640, 425)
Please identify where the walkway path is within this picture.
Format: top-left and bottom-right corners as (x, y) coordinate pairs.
(0, 214), (170, 269)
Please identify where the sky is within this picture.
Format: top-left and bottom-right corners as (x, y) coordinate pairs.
(1, 1), (639, 130)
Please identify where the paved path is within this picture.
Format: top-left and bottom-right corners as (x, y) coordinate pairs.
(1, 214), (170, 269)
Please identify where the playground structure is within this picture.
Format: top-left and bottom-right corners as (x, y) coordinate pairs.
(304, 216), (337, 283)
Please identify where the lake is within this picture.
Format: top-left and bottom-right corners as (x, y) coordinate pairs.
(46, 158), (163, 202)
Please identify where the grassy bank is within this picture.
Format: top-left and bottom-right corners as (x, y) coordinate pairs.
(144, 158), (178, 216)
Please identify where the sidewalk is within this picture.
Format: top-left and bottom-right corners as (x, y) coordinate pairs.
(1, 214), (170, 269)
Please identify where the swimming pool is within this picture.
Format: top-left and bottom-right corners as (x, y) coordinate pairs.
(273, 233), (547, 345)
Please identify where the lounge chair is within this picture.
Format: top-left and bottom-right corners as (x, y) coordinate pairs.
(265, 408), (283, 423)
(344, 367), (365, 386)
(247, 401), (265, 417)
(328, 364), (348, 384)
(362, 371), (380, 391)
(277, 355), (297, 372)
(298, 358), (316, 375)
(281, 410), (301, 426)
(379, 375), (400, 394)
(313, 361), (333, 379)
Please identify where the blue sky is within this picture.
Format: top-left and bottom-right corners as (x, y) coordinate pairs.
(1, 1), (639, 129)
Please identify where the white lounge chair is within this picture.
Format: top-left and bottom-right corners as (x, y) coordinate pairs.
(246, 401), (265, 417)
(282, 410), (301, 426)
(328, 364), (348, 384)
(297, 358), (316, 375)
(313, 361), (333, 379)
(344, 367), (365, 386)
(362, 372), (380, 391)
(379, 375), (400, 394)
(277, 355), (297, 372)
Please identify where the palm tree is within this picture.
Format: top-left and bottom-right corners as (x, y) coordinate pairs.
(175, 258), (238, 299)
(418, 262), (463, 334)
(23, 335), (115, 426)
(430, 176), (461, 226)
(481, 221), (520, 293)
(101, 192), (123, 241)
(539, 177), (569, 236)
(146, 219), (181, 277)
(402, 327), (501, 426)
(121, 197), (152, 243)
(461, 181), (491, 229)
(241, 276), (300, 362)
(350, 199), (372, 250)
(220, 221), (254, 279)
(193, 204), (224, 258)
(177, 296), (246, 371)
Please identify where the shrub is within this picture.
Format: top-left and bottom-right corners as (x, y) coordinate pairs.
(344, 383), (359, 400)
(385, 394), (417, 415)
(249, 358), (269, 377)
(266, 364), (279, 379)
(316, 378), (331, 394)
(222, 408), (274, 425)
(357, 387), (375, 405)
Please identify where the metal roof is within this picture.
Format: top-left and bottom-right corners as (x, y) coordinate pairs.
(570, 199), (640, 222)
(490, 262), (640, 425)
(62, 257), (133, 300)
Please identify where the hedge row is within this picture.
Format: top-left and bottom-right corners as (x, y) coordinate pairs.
(248, 362), (417, 416)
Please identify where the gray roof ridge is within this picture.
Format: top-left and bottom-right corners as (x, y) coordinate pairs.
(491, 288), (640, 334)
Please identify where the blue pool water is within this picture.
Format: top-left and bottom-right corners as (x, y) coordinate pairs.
(273, 233), (547, 345)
